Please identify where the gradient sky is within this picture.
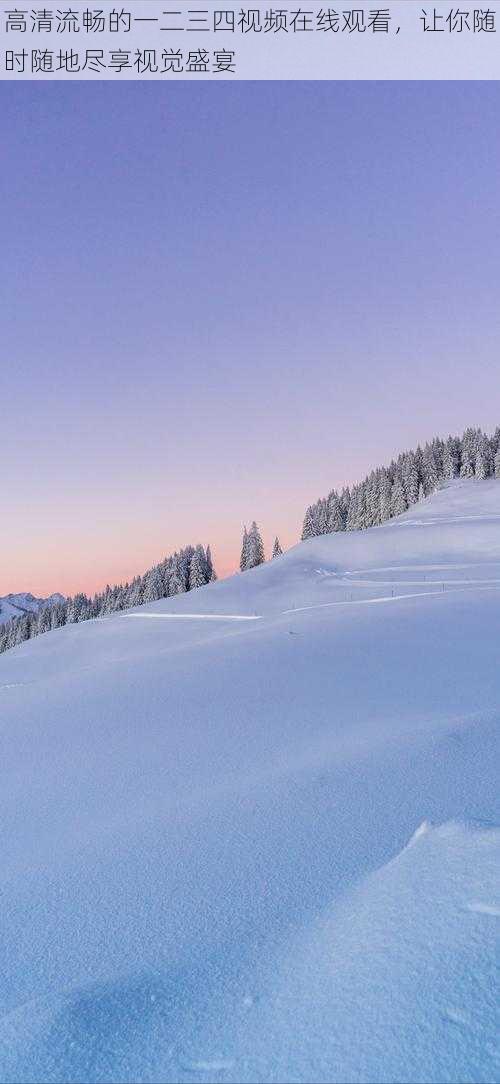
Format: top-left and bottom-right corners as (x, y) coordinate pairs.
(2, 82), (500, 596)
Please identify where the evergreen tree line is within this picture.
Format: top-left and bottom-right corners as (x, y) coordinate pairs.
(302, 426), (500, 541)
(7, 424), (496, 653)
(0, 544), (216, 655)
(239, 522), (283, 570)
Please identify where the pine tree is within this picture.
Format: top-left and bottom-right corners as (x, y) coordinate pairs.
(365, 474), (380, 527)
(37, 606), (52, 635)
(205, 545), (215, 582)
(127, 577), (143, 607)
(339, 488), (351, 528)
(443, 435), (459, 479)
(379, 471), (392, 523)
(346, 486), (360, 531)
(316, 499), (329, 535)
(327, 491), (344, 532)
(460, 427), (478, 478)
(272, 536), (283, 558)
(143, 569), (163, 602)
(245, 522), (265, 568)
(169, 572), (186, 595)
(401, 453), (419, 506)
(346, 484), (368, 531)
(178, 547), (194, 591)
(475, 435), (491, 480)
(301, 507), (317, 541)
(490, 427), (500, 461)
(1, 535), (219, 656)
(189, 548), (207, 590)
(390, 479), (407, 518)
(240, 526), (249, 570)
(299, 423), (500, 548)
(422, 445), (439, 495)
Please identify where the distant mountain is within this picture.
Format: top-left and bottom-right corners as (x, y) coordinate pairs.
(0, 544), (216, 653)
(0, 592), (65, 625)
(0, 479), (499, 1083)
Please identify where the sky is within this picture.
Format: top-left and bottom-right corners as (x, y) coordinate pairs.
(1, 81), (500, 595)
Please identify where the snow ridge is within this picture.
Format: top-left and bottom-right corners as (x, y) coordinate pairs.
(1, 481), (499, 1084)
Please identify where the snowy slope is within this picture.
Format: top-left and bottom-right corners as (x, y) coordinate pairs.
(1, 480), (499, 1084)
(0, 591), (64, 624)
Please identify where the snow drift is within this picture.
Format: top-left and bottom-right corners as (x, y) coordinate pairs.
(1, 480), (499, 1083)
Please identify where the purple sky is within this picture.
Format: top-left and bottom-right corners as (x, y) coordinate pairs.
(2, 82), (500, 595)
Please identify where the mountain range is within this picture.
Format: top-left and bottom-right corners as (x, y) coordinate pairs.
(0, 591), (65, 624)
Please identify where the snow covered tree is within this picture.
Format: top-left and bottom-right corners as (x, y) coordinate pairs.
(37, 606), (52, 635)
(189, 547), (207, 590)
(390, 479), (407, 518)
(272, 536), (283, 559)
(240, 526), (249, 570)
(346, 484), (368, 531)
(301, 507), (317, 540)
(490, 427), (500, 462)
(475, 435), (491, 480)
(443, 436), (460, 480)
(0, 534), (219, 656)
(299, 424), (500, 550)
(169, 572), (186, 595)
(205, 545), (216, 582)
(50, 601), (67, 629)
(142, 569), (164, 603)
(339, 488), (351, 526)
(127, 577), (143, 607)
(460, 428), (478, 478)
(317, 499), (329, 535)
(329, 493), (344, 532)
(421, 445), (439, 496)
(365, 474), (381, 527)
(401, 454), (420, 506)
(178, 547), (194, 591)
(245, 522), (265, 569)
(66, 592), (89, 623)
(345, 487), (359, 531)
(379, 471), (392, 523)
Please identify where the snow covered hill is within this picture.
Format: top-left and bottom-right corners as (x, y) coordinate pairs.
(0, 590), (64, 625)
(1, 480), (499, 1084)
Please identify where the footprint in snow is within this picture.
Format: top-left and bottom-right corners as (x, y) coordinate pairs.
(445, 1008), (473, 1028)
(180, 1058), (235, 1074)
(466, 901), (500, 916)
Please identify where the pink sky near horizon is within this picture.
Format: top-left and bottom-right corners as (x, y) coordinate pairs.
(4, 415), (499, 600)
(1, 451), (354, 597)
(3, 83), (500, 599)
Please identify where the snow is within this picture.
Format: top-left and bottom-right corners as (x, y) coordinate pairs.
(0, 480), (499, 1083)
(126, 613), (262, 621)
(0, 591), (64, 625)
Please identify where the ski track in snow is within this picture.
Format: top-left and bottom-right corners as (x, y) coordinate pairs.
(126, 579), (500, 626)
(2, 480), (500, 1084)
(465, 901), (500, 916)
(336, 577), (500, 587)
(345, 561), (500, 575)
(283, 588), (456, 614)
(125, 613), (262, 621)
(390, 513), (500, 526)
